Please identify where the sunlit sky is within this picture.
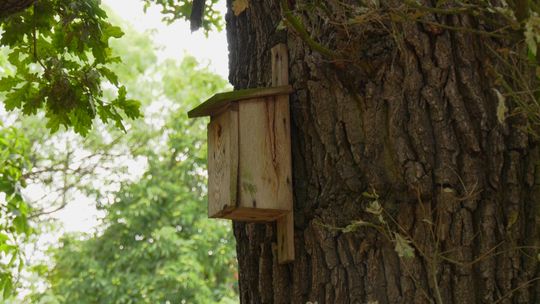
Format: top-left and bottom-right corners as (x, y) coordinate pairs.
(53, 0), (229, 233)
(105, 0), (229, 78)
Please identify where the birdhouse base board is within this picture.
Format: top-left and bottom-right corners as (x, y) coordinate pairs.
(210, 207), (288, 222)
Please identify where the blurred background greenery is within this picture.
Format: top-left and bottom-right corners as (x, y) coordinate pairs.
(0, 6), (237, 303)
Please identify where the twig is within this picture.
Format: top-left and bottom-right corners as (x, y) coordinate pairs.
(32, 2), (47, 70)
(279, 0), (339, 59)
(493, 277), (540, 304)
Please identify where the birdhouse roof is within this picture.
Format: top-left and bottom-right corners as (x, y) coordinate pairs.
(188, 85), (293, 118)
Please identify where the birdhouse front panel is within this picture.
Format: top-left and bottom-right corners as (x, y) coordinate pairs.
(236, 96), (292, 220)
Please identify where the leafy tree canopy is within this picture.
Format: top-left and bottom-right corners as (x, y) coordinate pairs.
(30, 52), (237, 303)
(0, 0), (140, 136)
(0, 0), (223, 136)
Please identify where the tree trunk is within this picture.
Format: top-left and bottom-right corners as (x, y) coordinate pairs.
(226, 1), (540, 303)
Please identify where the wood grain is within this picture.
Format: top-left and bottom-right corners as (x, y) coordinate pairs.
(207, 109), (238, 218)
(188, 85), (293, 118)
(219, 207), (286, 221)
(276, 211), (294, 263)
(238, 96), (292, 212)
(271, 43), (295, 264)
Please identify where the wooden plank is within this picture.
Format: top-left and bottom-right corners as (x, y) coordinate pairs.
(272, 43), (289, 87)
(238, 96), (292, 211)
(219, 207), (287, 222)
(207, 110), (238, 218)
(277, 212), (294, 263)
(188, 85), (293, 118)
(271, 43), (295, 264)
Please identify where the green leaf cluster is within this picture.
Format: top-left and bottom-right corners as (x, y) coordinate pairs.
(0, 125), (32, 299)
(0, 0), (141, 136)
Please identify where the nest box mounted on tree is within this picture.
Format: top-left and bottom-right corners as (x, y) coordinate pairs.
(188, 44), (295, 263)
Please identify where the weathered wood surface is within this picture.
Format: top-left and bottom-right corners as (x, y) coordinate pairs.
(207, 109), (238, 218)
(276, 211), (294, 263)
(206, 89), (293, 225)
(238, 96), (292, 213)
(188, 85), (293, 118)
(271, 43), (295, 264)
(220, 207), (286, 222)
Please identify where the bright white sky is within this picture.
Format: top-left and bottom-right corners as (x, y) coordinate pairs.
(49, 1), (229, 233)
(104, 0), (229, 78)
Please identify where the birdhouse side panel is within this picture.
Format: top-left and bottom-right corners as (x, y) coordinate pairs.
(238, 96), (293, 214)
(207, 110), (239, 218)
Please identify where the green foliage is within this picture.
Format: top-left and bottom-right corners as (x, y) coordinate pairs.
(0, 1), (233, 301)
(0, 5), (234, 299)
(0, 125), (31, 299)
(4, 21), (161, 228)
(42, 154), (237, 303)
(32, 56), (236, 302)
(0, 0), (141, 136)
(0, 0), (226, 137)
(2, 14), (234, 301)
(43, 176), (237, 303)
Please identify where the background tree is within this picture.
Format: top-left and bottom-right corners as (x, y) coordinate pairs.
(0, 125), (31, 298)
(1, 10), (236, 302)
(0, 15), (153, 297)
(0, 4), (146, 293)
(33, 55), (238, 302)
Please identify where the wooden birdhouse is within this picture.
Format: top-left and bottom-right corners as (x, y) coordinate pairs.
(188, 44), (294, 263)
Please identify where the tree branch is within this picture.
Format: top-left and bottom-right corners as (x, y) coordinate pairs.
(0, 0), (35, 19)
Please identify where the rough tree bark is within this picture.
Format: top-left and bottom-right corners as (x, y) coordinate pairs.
(226, 1), (540, 303)
(0, 0), (35, 19)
